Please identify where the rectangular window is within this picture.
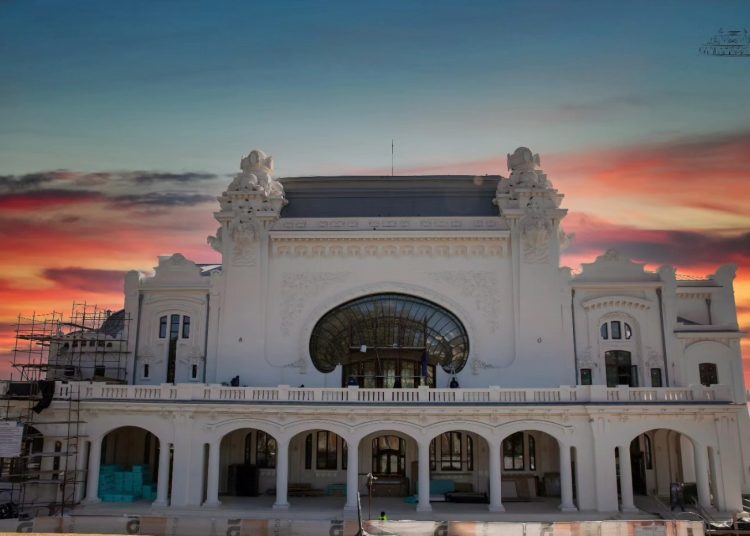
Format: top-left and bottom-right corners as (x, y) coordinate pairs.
(304, 434), (312, 470)
(467, 435), (473, 471)
(64, 366), (75, 377)
(342, 439), (347, 470)
(440, 432), (462, 471)
(159, 316), (167, 338)
(503, 432), (524, 471)
(580, 368), (592, 385)
(143, 363), (150, 378)
(255, 431), (276, 469)
(630, 365), (639, 387)
(182, 316), (191, 339)
(316, 431), (338, 470)
(191, 364), (198, 379)
(600, 323), (608, 340)
(94, 365), (106, 377)
(611, 321), (622, 339)
(650, 368), (663, 387)
(528, 435), (536, 471)
(699, 363), (718, 386)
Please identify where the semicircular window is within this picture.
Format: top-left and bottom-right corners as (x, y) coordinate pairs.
(309, 293), (469, 388)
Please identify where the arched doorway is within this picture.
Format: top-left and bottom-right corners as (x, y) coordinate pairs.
(287, 429), (348, 505)
(99, 426), (162, 503)
(427, 431), (489, 503)
(619, 429), (713, 511)
(309, 293), (470, 388)
(218, 428), (278, 501)
(360, 431), (418, 498)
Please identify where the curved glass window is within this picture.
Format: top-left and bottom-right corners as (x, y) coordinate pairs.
(309, 293), (470, 383)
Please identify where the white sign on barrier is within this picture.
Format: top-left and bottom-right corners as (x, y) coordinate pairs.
(0, 420), (24, 457)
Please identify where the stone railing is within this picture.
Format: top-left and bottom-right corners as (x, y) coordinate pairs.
(39, 382), (733, 404)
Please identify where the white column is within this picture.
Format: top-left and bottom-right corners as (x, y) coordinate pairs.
(694, 444), (712, 509)
(559, 444), (576, 511)
(488, 441), (504, 512)
(417, 441), (431, 512)
(83, 437), (102, 504)
(273, 438), (290, 510)
(203, 441), (221, 507)
(618, 446), (637, 512)
(344, 438), (359, 511)
(153, 440), (171, 507)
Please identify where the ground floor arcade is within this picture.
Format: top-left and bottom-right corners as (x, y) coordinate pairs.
(52, 401), (745, 516)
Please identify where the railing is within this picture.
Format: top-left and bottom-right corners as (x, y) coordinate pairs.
(27, 381), (733, 404)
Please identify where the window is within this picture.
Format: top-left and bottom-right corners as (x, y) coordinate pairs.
(611, 321), (621, 339)
(650, 368), (663, 387)
(600, 321), (633, 341)
(167, 314), (180, 383)
(143, 363), (150, 379)
(528, 435), (536, 471)
(316, 431), (337, 470)
(440, 432), (462, 471)
(429, 439), (436, 471)
(503, 432), (524, 471)
(94, 365), (106, 377)
(699, 363), (718, 386)
(644, 435), (653, 470)
(182, 316), (191, 339)
(605, 350), (634, 387)
(159, 316), (167, 338)
(191, 364), (198, 379)
(372, 435), (405, 476)
(467, 435), (474, 471)
(580, 368), (592, 385)
(64, 366), (75, 377)
(304, 434), (312, 470)
(256, 431), (276, 469)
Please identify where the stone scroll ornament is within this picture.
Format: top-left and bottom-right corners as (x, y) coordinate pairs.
(495, 147), (566, 264)
(208, 149), (288, 266)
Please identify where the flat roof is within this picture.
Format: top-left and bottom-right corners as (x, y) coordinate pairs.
(278, 175), (502, 218)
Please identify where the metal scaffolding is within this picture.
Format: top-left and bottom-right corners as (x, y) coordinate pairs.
(1, 302), (130, 519)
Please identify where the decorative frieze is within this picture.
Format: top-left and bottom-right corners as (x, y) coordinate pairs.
(273, 238), (507, 258)
(274, 217), (506, 232)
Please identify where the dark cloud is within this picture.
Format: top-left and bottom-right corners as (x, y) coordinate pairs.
(110, 192), (215, 208)
(568, 228), (750, 269)
(42, 267), (126, 293)
(128, 172), (219, 185)
(0, 188), (104, 209)
(0, 171), (68, 192)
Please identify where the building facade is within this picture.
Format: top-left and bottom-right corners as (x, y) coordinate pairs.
(4, 147), (749, 516)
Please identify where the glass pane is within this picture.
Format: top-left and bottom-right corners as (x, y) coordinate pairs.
(611, 321), (621, 339)
(580, 368), (592, 385)
(624, 323), (632, 339)
(600, 323), (608, 340)
(159, 316), (167, 338)
(182, 316), (191, 338)
(170, 314), (180, 340)
(650, 368), (662, 387)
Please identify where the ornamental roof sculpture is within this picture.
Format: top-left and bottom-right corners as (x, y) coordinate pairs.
(208, 149), (287, 260)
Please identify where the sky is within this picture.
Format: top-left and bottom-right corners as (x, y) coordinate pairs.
(0, 0), (749, 382)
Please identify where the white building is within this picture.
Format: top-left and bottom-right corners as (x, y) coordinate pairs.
(4, 147), (748, 517)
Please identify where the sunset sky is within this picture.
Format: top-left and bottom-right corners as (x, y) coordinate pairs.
(1, 0), (748, 381)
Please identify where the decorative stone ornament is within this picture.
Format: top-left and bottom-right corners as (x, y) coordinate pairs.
(208, 149), (288, 265)
(495, 147), (567, 264)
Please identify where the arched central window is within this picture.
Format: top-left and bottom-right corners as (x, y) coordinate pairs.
(309, 293), (469, 388)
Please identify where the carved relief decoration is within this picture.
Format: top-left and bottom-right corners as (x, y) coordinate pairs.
(273, 238), (506, 258)
(520, 208), (552, 264)
(274, 217), (506, 232)
(209, 149), (287, 266)
(428, 271), (501, 332)
(471, 358), (496, 375)
(280, 272), (349, 336)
